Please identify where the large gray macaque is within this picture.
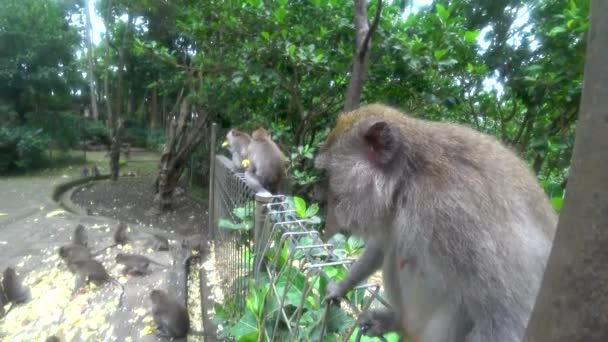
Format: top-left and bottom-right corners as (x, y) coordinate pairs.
(243, 127), (287, 193)
(315, 104), (557, 341)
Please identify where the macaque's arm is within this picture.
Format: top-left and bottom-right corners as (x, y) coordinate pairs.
(327, 236), (385, 300)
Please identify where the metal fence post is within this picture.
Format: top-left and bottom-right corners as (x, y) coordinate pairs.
(253, 190), (273, 280)
(207, 123), (217, 239)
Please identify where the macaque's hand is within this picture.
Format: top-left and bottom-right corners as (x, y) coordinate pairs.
(357, 309), (399, 337)
(241, 159), (251, 168)
(324, 281), (347, 304)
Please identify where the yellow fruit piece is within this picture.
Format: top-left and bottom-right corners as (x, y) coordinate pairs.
(221, 140), (229, 147)
(46, 209), (66, 218)
(241, 159), (250, 168)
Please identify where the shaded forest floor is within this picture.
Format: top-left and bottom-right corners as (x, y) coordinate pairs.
(72, 176), (207, 236)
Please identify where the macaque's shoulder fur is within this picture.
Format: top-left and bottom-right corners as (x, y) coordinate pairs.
(231, 129), (251, 139)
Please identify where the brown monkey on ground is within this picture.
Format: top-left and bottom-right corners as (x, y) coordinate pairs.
(73, 224), (88, 247)
(2, 267), (30, 304)
(91, 165), (100, 177)
(80, 167), (89, 177)
(316, 104), (557, 341)
(222, 129), (252, 171)
(93, 221), (131, 255)
(71, 259), (124, 306)
(149, 289), (190, 339)
(244, 127), (287, 193)
(0, 281), (6, 317)
(114, 221), (129, 245)
(58, 244), (93, 272)
(115, 253), (169, 275)
(45, 336), (60, 342)
(150, 233), (169, 251)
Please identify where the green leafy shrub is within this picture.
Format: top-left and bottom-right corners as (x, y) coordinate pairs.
(0, 127), (49, 173)
(124, 125), (148, 147)
(146, 129), (166, 152)
(83, 120), (111, 146)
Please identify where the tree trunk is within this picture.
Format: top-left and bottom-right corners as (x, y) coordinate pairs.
(524, 1), (608, 340)
(103, 0), (121, 181)
(343, 0), (382, 112)
(85, 0), (99, 121)
(155, 95), (208, 212)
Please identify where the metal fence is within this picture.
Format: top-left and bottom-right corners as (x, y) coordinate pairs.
(206, 123), (389, 341)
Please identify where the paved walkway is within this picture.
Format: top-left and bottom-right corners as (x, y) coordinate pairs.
(0, 171), (193, 342)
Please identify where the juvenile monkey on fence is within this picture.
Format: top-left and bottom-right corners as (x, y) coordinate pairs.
(243, 127), (287, 193)
(315, 104), (557, 341)
(222, 129), (252, 171)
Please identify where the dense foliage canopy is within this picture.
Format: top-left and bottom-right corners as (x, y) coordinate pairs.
(0, 0), (589, 204)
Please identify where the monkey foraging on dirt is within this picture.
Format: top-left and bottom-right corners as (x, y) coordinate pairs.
(115, 253), (169, 275)
(243, 127), (287, 193)
(91, 165), (100, 177)
(0, 280), (6, 317)
(59, 244), (93, 272)
(71, 259), (124, 306)
(114, 221), (130, 245)
(223, 129), (252, 171)
(73, 224), (88, 247)
(2, 267), (30, 305)
(149, 289), (190, 339)
(80, 167), (89, 177)
(316, 104), (557, 341)
(150, 233), (169, 251)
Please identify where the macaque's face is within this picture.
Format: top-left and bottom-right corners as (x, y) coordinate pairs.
(315, 117), (400, 236)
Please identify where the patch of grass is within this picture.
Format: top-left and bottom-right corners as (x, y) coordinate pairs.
(11, 149), (161, 179)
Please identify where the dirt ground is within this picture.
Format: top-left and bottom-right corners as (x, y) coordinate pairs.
(71, 176), (207, 237)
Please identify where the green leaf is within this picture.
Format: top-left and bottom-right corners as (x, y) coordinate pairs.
(433, 49), (447, 60)
(287, 44), (296, 56)
(230, 311), (258, 339)
(245, 0), (262, 8)
(294, 196), (307, 218)
(464, 30), (480, 43)
(551, 197), (564, 212)
(233, 206), (251, 220)
(436, 4), (449, 21)
(274, 8), (287, 23)
(261, 31), (270, 40)
(549, 26), (567, 36)
(218, 218), (253, 231)
(304, 203), (319, 217)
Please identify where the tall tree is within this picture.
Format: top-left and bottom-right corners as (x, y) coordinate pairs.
(343, 0), (382, 112)
(524, 0), (608, 340)
(102, 0), (120, 181)
(84, 0), (99, 121)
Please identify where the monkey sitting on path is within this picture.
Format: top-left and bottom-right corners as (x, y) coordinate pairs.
(223, 129), (252, 172)
(59, 244), (93, 273)
(115, 253), (169, 276)
(243, 127), (287, 193)
(71, 259), (124, 306)
(316, 104), (557, 341)
(73, 224), (88, 247)
(149, 289), (190, 339)
(2, 267), (30, 305)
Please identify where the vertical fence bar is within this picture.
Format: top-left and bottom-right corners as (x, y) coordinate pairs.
(207, 123), (217, 239)
(253, 191), (273, 280)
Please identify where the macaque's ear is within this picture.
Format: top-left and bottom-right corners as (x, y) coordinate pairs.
(363, 121), (397, 165)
